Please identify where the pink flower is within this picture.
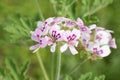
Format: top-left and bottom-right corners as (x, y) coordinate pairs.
(97, 45), (111, 57)
(77, 18), (92, 46)
(47, 25), (64, 52)
(29, 37), (48, 53)
(49, 17), (67, 26)
(95, 30), (112, 45)
(86, 42), (111, 57)
(77, 18), (84, 27)
(64, 19), (77, 28)
(109, 38), (117, 49)
(36, 17), (54, 36)
(30, 17), (117, 57)
(60, 29), (81, 55)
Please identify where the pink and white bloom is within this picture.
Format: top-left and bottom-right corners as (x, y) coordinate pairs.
(64, 19), (77, 28)
(60, 29), (81, 55)
(49, 17), (67, 26)
(47, 25), (64, 52)
(95, 30), (112, 45)
(30, 17), (117, 57)
(36, 18), (54, 36)
(29, 37), (48, 53)
(109, 38), (117, 49)
(97, 45), (111, 57)
(86, 42), (111, 57)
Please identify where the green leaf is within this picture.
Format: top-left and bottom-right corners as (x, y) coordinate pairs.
(82, 0), (113, 17)
(64, 75), (72, 80)
(78, 72), (105, 80)
(5, 58), (20, 80)
(94, 75), (105, 80)
(2, 16), (35, 45)
(21, 60), (30, 76)
(78, 72), (92, 80)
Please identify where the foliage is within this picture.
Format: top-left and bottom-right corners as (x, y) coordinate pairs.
(0, 59), (30, 80)
(64, 72), (105, 80)
(0, 0), (120, 80)
(1, 0), (114, 45)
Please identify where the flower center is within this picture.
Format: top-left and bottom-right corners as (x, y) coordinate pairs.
(52, 30), (61, 42)
(39, 40), (42, 45)
(67, 34), (76, 41)
(96, 34), (102, 41)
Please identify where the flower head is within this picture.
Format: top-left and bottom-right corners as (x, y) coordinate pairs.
(60, 29), (80, 55)
(30, 17), (117, 57)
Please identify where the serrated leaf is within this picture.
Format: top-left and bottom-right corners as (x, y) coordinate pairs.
(64, 75), (72, 80)
(21, 60), (30, 76)
(3, 17), (34, 45)
(78, 72), (92, 80)
(5, 59), (20, 80)
(95, 75), (105, 80)
(82, 0), (113, 17)
(78, 72), (105, 80)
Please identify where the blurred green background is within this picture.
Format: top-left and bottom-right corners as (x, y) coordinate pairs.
(0, 0), (120, 80)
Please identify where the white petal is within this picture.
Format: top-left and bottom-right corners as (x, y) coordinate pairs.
(72, 29), (81, 39)
(86, 42), (100, 53)
(45, 36), (53, 45)
(29, 44), (40, 50)
(74, 41), (79, 47)
(50, 43), (56, 52)
(63, 30), (71, 41)
(57, 30), (64, 41)
(60, 43), (68, 53)
(45, 17), (54, 24)
(37, 21), (43, 28)
(95, 31), (112, 45)
(81, 33), (90, 45)
(69, 46), (78, 55)
(89, 24), (96, 30)
(109, 38), (117, 49)
(40, 38), (48, 48)
(77, 18), (84, 27)
(98, 45), (111, 57)
(49, 25), (60, 36)
(29, 44), (40, 53)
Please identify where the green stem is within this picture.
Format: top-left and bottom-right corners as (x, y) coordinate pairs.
(35, 0), (44, 21)
(68, 57), (91, 75)
(56, 51), (62, 80)
(36, 51), (49, 80)
(51, 53), (55, 80)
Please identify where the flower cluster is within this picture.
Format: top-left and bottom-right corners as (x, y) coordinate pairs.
(30, 17), (117, 57)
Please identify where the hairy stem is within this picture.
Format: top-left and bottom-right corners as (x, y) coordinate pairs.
(51, 53), (55, 80)
(36, 51), (49, 80)
(56, 51), (62, 80)
(68, 57), (91, 75)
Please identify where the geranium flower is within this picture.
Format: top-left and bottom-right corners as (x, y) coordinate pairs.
(60, 29), (81, 55)
(95, 30), (112, 45)
(86, 42), (111, 57)
(30, 17), (117, 57)
(47, 25), (64, 52)
(109, 38), (117, 48)
(97, 45), (111, 57)
(29, 37), (48, 53)
(36, 18), (54, 36)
